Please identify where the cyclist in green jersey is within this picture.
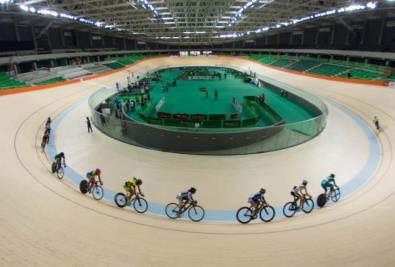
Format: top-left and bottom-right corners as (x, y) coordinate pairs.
(123, 177), (144, 202)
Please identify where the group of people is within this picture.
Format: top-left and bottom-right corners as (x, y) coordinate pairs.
(80, 167), (195, 213)
(41, 117), (52, 151)
(68, 159), (338, 220)
(247, 174), (337, 216)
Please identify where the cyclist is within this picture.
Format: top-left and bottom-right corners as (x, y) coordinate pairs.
(248, 188), (267, 217)
(41, 132), (50, 151)
(321, 174), (337, 194)
(290, 185), (301, 209)
(45, 117), (51, 129)
(373, 116), (380, 131)
(86, 168), (103, 191)
(54, 152), (66, 171)
(123, 177), (144, 202)
(298, 180), (312, 209)
(176, 187), (196, 213)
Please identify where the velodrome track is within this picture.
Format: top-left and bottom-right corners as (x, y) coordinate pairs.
(1, 56), (395, 266)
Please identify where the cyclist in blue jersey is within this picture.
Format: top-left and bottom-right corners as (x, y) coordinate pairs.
(248, 188), (266, 217)
(321, 174), (337, 193)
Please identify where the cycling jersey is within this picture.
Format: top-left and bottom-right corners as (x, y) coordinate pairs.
(123, 178), (138, 191)
(55, 153), (64, 160)
(87, 170), (100, 178)
(178, 191), (193, 202)
(290, 186), (302, 198)
(297, 185), (308, 195)
(249, 192), (263, 204)
(321, 176), (335, 189)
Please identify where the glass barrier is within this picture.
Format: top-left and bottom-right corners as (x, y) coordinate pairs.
(88, 65), (328, 155)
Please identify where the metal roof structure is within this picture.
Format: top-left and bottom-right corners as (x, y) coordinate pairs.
(5, 0), (392, 45)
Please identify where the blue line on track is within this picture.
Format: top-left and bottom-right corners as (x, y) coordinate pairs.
(47, 97), (380, 222)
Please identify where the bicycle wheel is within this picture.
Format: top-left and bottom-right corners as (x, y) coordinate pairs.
(259, 205), (275, 222)
(317, 193), (327, 208)
(330, 187), (341, 202)
(79, 180), (89, 194)
(132, 197), (149, 213)
(165, 203), (180, 219)
(57, 167), (64, 180)
(283, 202), (297, 218)
(188, 205), (205, 222)
(236, 207), (253, 224)
(92, 185), (104, 200)
(302, 198), (314, 213)
(114, 193), (127, 208)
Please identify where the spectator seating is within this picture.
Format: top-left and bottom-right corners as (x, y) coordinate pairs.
(103, 62), (124, 69)
(51, 66), (92, 79)
(248, 55), (395, 82)
(287, 60), (322, 72)
(308, 64), (350, 77)
(271, 59), (295, 68)
(82, 64), (112, 74)
(36, 76), (66, 85)
(338, 68), (381, 80)
(0, 72), (28, 89)
(17, 70), (63, 84)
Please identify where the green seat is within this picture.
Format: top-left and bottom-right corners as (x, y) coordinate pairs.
(36, 77), (66, 85)
(104, 62), (125, 69)
(270, 59), (294, 67)
(308, 64), (350, 77)
(0, 72), (28, 90)
(286, 60), (321, 72)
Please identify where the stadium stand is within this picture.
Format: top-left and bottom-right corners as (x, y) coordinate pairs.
(308, 64), (350, 76)
(249, 55), (395, 82)
(0, 72), (28, 89)
(51, 66), (92, 80)
(287, 60), (323, 72)
(82, 63), (112, 74)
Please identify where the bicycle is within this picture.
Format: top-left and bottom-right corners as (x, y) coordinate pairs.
(236, 201), (275, 224)
(51, 160), (64, 179)
(283, 194), (314, 218)
(79, 180), (104, 200)
(317, 185), (341, 208)
(114, 191), (149, 213)
(165, 200), (205, 222)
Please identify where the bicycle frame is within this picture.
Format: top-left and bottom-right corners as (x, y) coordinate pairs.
(88, 180), (102, 191)
(178, 201), (197, 215)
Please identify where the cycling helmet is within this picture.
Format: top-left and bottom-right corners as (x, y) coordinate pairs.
(95, 168), (101, 174)
(259, 188), (266, 194)
(302, 180), (308, 186)
(189, 187), (197, 194)
(136, 179), (142, 186)
(58, 152), (64, 157)
(329, 173), (335, 178)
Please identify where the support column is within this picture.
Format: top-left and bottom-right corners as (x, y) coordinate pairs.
(378, 18), (385, 46)
(14, 23), (20, 42)
(330, 26), (335, 46)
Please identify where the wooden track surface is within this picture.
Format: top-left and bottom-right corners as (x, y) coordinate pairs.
(0, 56), (394, 266)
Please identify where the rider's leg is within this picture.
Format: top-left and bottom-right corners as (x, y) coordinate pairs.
(321, 184), (327, 193)
(300, 195), (305, 209)
(56, 159), (61, 171)
(88, 177), (95, 192)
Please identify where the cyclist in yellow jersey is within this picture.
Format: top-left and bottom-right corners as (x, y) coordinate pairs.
(123, 177), (143, 202)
